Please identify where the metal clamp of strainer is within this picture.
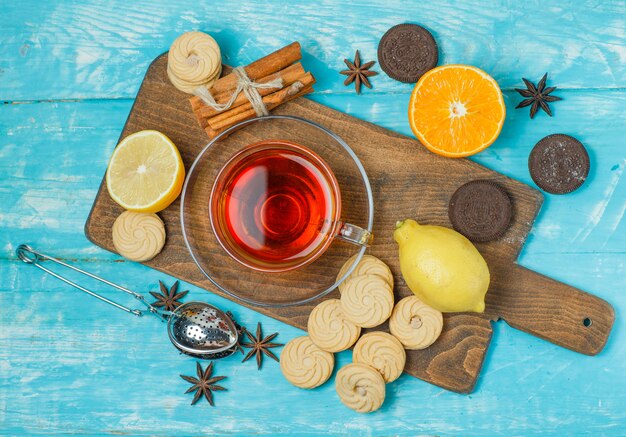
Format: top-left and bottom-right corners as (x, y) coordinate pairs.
(15, 244), (239, 359)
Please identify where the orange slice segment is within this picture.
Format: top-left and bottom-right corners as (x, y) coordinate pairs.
(408, 65), (505, 158)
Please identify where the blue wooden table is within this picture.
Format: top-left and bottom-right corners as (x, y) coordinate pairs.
(1, 1), (625, 434)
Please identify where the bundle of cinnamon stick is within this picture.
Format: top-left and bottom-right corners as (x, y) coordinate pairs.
(189, 42), (315, 139)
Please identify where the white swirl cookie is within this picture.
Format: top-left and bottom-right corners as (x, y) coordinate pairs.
(112, 211), (166, 262)
(280, 336), (334, 389)
(167, 63), (222, 94)
(340, 275), (394, 328)
(389, 295), (443, 350)
(167, 31), (222, 93)
(335, 363), (386, 413)
(337, 254), (394, 293)
(353, 332), (406, 383)
(308, 299), (361, 352)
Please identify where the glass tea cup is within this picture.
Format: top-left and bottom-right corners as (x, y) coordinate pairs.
(181, 115), (374, 307)
(209, 139), (371, 273)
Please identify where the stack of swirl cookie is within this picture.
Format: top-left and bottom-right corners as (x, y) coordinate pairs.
(167, 31), (222, 94)
(280, 254), (445, 413)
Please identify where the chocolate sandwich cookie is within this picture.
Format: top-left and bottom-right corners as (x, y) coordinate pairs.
(448, 180), (513, 242)
(377, 24), (438, 83)
(529, 134), (590, 194)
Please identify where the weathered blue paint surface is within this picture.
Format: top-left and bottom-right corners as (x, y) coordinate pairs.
(1, 0), (625, 435)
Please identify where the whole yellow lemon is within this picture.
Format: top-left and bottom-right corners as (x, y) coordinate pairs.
(393, 219), (489, 313)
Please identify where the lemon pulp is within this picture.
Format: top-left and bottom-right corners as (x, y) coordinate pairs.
(106, 130), (185, 213)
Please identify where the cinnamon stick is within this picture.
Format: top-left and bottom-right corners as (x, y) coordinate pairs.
(205, 72), (315, 128)
(211, 63), (303, 103)
(191, 41), (301, 109)
(188, 41), (315, 138)
(194, 63), (306, 118)
(206, 74), (315, 131)
(204, 85), (314, 138)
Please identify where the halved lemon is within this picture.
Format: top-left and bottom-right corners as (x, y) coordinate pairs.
(408, 65), (506, 158)
(106, 130), (185, 213)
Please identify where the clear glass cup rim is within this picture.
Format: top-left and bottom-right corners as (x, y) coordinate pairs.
(209, 139), (344, 273)
(180, 114), (375, 308)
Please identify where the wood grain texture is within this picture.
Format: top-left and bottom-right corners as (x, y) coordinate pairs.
(3, 0), (626, 101)
(2, 1), (626, 434)
(485, 261), (614, 355)
(2, 85), (624, 437)
(84, 54), (614, 393)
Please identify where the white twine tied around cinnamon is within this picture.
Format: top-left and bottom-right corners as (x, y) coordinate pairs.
(194, 66), (283, 117)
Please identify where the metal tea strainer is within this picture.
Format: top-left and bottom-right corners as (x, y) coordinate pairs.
(16, 244), (239, 359)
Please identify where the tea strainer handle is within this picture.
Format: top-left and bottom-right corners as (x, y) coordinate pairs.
(336, 222), (373, 247)
(15, 244), (169, 320)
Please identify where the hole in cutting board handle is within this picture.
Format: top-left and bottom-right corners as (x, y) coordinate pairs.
(583, 317), (593, 327)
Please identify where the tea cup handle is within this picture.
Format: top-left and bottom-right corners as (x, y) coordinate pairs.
(337, 222), (373, 247)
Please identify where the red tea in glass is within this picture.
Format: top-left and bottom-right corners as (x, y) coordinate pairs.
(210, 140), (341, 272)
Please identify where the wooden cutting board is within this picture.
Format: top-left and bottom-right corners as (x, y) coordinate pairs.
(85, 54), (614, 393)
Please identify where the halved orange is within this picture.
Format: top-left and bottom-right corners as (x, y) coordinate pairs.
(408, 65), (505, 158)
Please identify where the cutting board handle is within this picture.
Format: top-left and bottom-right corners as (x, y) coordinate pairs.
(487, 263), (614, 355)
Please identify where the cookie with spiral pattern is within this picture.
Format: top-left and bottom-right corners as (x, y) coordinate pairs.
(167, 62), (222, 93)
(167, 31), (222, 93)
(280, 336), (334, 389)
(335, 363), (386, 413)
(353, 332), (406, 383)
(336, 254), (394, 293)
(378, 23), (438, 83)
(308, 299), (361, 352)
(448, 180), (513, 242)
(112, 211), (166, 262)
(389, 295), (443, 350)
(340, 275), (394, 328)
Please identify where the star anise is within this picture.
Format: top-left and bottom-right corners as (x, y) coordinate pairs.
(515, 73), (562, 118)
(149, 280), (188, 311)
(340, 50), (378, 94)
(241, 322), (283, 369)
(180, 362), (227, 406)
